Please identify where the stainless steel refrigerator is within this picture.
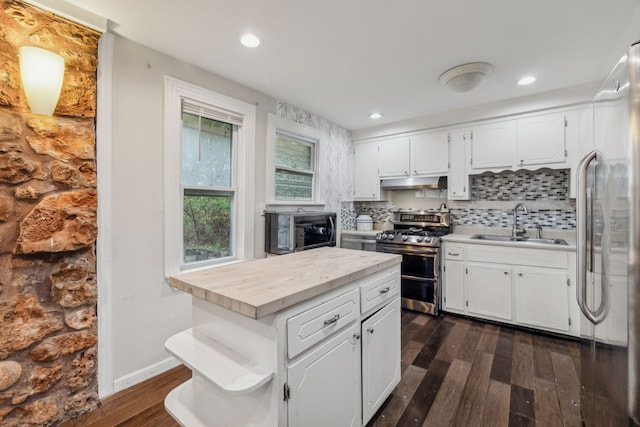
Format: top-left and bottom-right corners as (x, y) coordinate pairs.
(577, 40), (640, 426)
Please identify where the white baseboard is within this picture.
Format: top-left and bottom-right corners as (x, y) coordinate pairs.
(112, 357), (183, 394)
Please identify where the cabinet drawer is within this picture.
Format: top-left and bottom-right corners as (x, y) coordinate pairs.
(287, 288), (359, 359)
(444, 246), (464, 260)
(466, 245), (568, 269)
(360, 266), (400, 314)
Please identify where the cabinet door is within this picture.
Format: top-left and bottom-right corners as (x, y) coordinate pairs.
(410, 132), (448, 176)
(448, 129), (469, 200)
(443, 260), (465, 312)
(516, 112), (567, 167)
(465, 263), (512, 320)
(470, 121), (515, 170)
(514, 267), (569, 332)
(354, 142), (380, 200)
(361, 298), (401, 424)
(287, 323), (361, 427)
(378, 137), (410, 177)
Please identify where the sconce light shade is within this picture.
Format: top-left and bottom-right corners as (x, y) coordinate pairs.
(19, 46), (65, 116)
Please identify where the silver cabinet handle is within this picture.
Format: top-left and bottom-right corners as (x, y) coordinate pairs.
(447, 251), (460, 256)
(518, 272), (523, 277)
(503, 271), (508, 275)
(379, 286), (390, 294)
(367, 327), (374, 334)
(353, 332), (361, 340)
(323, 314), (340, 326)
(576, 150), (607, 325)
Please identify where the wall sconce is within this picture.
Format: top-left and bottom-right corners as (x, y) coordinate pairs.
(19, 46), (65, 116)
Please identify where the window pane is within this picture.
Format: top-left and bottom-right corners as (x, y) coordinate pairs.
(182, 112), (232, 187)
(275, 169), (313, 200)
(275, 134), (313, 171)
(183, 193), (232, 263)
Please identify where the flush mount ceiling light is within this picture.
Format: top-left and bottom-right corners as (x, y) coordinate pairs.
(240, 33), (261, 48)
(369, 112), (383, 119)
(438, 62), (493, 93)
(518, 75), (536, 86)
(19, 46), (65, 116)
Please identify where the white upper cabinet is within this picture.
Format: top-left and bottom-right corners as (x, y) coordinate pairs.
(470, 121), (516, 170)
(470, 110), (571, 172)
(447, 129), (469, 200)
(354, 142), (381, 200)
(410, 131), (449, 176)
(377, 132), (448, 178)
(516, 112), (567, 167)
(378, 137), (410, 177)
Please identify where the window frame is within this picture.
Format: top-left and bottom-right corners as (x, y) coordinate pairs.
(164, 76), (255, 274)
(266, 113), (324, 206)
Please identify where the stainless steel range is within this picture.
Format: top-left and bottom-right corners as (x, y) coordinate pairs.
(375, 209), (451, 315)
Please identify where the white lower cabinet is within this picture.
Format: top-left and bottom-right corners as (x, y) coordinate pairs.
(441, 240), (578, 336)
(287, 322), (362, 427)
(514, 267), (569, 332)
(443, 259), (465, 311)
(465, 263), (512, 320)
(361, 299), (401, 424)
(165, 264), (401, 427)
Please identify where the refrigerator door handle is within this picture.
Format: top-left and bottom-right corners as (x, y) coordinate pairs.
(577, 150), (607, 324)
(628, 40), (640, 426)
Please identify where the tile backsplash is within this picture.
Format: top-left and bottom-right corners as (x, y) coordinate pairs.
(453, 169), (576, 230)
(470, 169), (569, 201)
(341, 200), (396, 230)
(347, 168), (577, 231)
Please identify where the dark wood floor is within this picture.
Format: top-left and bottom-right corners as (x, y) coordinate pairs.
(58, 311), (582, 426)
(366, 311), (581, 427)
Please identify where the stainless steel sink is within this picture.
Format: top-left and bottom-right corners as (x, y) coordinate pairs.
(470, 234), (569, 245)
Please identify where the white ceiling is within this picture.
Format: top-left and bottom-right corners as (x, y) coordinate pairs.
(61, 0), (640, 131)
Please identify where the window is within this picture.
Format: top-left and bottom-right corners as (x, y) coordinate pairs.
(181, 105), (234, 263)
(164, 77), (256, 273)
(267, 113), (324, 205)
(275, 130), (315, 200)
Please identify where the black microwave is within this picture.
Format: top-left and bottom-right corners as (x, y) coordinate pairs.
(264, 211), (337, 255)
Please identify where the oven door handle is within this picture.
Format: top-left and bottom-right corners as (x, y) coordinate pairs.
(376, 247), (438, 256)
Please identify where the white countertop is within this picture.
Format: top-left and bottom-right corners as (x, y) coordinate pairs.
(442, 226), (576, 252)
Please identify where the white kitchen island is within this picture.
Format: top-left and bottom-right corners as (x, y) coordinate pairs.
(164, 247), (402, 427)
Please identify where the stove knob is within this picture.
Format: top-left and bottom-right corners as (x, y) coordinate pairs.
(402, 235), (409, 242)
(417, 236), (424, 242)
(388, 234), (394, 240)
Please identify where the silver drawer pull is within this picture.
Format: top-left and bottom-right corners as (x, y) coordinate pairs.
(367, 327), (374, 334)
(379, 286), (391, 294)
(448, 251), (460, 256)
(323, 314), (340, 326)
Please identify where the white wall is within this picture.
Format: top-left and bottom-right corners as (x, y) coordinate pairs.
(108, 35), (276, 387)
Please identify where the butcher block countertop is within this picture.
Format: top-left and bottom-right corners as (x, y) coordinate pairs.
(168, 247), (401, 319)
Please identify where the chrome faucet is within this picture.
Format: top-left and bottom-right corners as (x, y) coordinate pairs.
(512, 203), (529, 237)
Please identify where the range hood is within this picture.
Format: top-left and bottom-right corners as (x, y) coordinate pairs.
(380, 176), (447, 191)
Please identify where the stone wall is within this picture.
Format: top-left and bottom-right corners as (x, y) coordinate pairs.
(0, 1), (100, 425)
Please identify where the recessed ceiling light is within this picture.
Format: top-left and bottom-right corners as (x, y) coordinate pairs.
(518, 75), (536, 85)
(240, 33), (261, 48)
(369, 112), (383, 119)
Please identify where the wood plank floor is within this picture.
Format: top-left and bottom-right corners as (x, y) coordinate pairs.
(366, 311), (582, 427)
(57, 311), (582, 426)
